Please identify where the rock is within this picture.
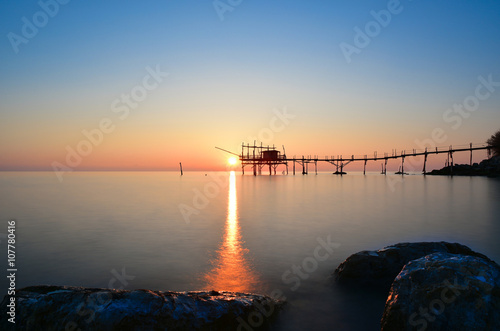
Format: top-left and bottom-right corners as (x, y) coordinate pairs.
(0, 286), (285, 330)
(381, 252), (500, 330)
(427, 156), (500, 177)
(334, 242), (491, 291)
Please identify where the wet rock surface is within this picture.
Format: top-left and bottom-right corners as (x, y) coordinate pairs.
(0, 285), (284, 330)
(333, 241), (490, 291)
(381, 252), (500, 331)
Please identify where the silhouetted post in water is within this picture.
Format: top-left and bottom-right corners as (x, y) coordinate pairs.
(470, 143), (473, 166)
(253, 144), (256, 176)
(423, 148), (428, 175)
(401, 151), (405, 175)
(449, 146), (454, 176)
(381, 162), (388, 175)
(363, 156), (367, 175)
(179, 162), (183, 176)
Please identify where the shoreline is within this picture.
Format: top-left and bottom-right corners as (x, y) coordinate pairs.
(0, 286), (285, 330)
(426, 156), (500, 177)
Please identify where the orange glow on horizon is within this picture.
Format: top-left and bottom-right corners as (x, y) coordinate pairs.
(203, 171), (261, 292)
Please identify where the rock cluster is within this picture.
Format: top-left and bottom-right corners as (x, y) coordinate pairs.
(427, 156), (500, 177)
(0, 286), (284, 330)
(334, 242), (500, 330)
(333, 241), (490, 291)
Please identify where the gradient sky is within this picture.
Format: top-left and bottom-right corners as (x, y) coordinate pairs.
(1, 0), (499, 172)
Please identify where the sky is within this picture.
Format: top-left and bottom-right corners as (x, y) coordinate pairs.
(1, 0), (499, 172)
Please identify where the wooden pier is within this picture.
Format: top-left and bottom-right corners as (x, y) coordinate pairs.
(216, 143), (493, 176)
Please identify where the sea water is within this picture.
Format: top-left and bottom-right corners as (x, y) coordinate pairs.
(1, 171), (499, 330)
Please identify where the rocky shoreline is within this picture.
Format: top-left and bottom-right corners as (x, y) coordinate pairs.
(0, 286), (284, 330)
(427, 156), (500, 177)
(334, 242), (500, 330)
(4, 241), (500, 330)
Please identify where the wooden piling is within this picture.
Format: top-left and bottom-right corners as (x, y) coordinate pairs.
(470, 143), (473, 166)
(423, 148), (428, 174)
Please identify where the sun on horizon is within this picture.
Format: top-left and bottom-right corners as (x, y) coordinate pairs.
(228, 157), (238, 166)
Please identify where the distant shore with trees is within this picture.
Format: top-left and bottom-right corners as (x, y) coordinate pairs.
(427, 130), (500, 177)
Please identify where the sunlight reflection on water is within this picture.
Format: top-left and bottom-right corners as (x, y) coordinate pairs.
(203, 171), (261, 292)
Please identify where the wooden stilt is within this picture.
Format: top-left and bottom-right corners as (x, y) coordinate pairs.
(450, 150), (454, 176)
(423, 148), (428, 174)
(470, 143), (473, 166)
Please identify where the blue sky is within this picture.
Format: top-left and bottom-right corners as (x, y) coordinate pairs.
(1, 0), (499, 170)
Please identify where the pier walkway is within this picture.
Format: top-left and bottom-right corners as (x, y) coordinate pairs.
(217, 143), (493, 176)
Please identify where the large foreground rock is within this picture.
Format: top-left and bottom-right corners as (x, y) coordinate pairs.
(334, 242), (490, 291)
(381, 252), (500, 330)
(0, 286), (284, 330)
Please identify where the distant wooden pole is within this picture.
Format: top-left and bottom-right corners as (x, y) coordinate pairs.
(179, 162), (183, 176)
(470, 143), (473, 166)
(450, 151), (454, 176)
(423, 148), (428, 174)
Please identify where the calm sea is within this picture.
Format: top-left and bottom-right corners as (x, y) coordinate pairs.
(1, 171), (500, 330)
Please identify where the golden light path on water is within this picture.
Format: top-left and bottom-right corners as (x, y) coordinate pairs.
(203, 171), (261, 292)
